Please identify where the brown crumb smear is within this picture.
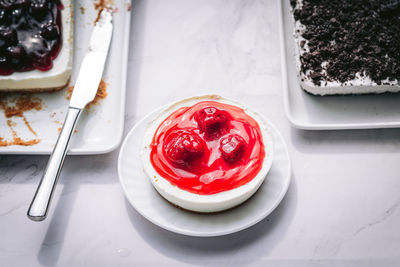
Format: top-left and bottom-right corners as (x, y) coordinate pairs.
(1, 119), (40, 146)
(66, 79), (107, 109)
(0, 94), (42, 118)
(0, 78), (107, 148)
(22, 116), (37, 136)
(94, 0), (114, 23)
(0, 137), (40, 146)
(0, 93), (42, 147)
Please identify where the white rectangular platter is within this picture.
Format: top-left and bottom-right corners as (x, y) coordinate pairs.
(0, 0), (131, 154)
(279, 0), (400, 130)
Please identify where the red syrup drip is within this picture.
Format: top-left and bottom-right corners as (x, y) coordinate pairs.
(0, 0), (63, 75)
(150, 101), (266, 195)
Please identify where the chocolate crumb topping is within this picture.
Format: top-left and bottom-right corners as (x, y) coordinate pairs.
(291, 0), (400, 86)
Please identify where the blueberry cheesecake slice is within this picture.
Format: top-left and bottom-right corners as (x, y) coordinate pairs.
(0, 0), (73, 91)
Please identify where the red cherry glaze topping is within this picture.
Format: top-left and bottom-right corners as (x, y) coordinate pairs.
(150, 100), (265, 195)
(0, 0), (63, 75)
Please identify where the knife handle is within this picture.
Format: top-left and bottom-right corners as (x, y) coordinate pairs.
(27, 107), (82, 221)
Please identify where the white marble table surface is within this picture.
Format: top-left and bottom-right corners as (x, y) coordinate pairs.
(1, 0), (400, 266)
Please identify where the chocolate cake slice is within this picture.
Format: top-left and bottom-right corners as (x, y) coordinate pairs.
(290, 0), (400, 95)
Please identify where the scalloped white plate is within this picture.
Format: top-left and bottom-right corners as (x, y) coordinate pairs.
(118, 101), (291, 237)
(279, 0), (400, 130)
(0, 0), (131, 154)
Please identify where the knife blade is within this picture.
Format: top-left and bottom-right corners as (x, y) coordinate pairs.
(27, 9), (113, 222)
(70, 10), (113, 108)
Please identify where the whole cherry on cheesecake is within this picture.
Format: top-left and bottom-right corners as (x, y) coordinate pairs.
(219, 134), (247, 164)
(195, 106), (231, 139)
(164, 129), (206, 169)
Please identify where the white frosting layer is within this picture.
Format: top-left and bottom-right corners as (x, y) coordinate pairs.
(300, 78), (400, 96)
(0, 0), (73, 90)
(291, 1), (400, 96)
(141, 95), (274, 213)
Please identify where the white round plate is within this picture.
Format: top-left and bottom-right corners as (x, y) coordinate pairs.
(118, 105), (291, 237)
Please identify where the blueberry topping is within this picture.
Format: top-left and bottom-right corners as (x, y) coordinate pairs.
(0, 27), (17, 45)
(16, 0), (30, 7)
(30, 0), (48, 18)
(6, 45), (26, 65)
(0, 0), (14, 10)
(0, 9), (6, 22)
(40, 23), (58, 40)
(0, 0), (62, 74)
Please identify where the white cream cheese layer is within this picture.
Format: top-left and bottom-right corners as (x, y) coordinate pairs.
(291, 1), (400, 96)
(141, 95), (274, 213)
(0, 0), (73, 91)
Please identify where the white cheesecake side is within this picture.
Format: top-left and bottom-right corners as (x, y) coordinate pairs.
(141, 95), (274, 213)
(299, 71), (400, 96)
(0, 0), (73, 91)
(291, 1), (400, 96)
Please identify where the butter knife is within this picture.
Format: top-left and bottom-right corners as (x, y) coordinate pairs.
(27, 9), (113, 221)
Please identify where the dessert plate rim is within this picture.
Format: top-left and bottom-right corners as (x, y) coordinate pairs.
(118, 96), (291, 237)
